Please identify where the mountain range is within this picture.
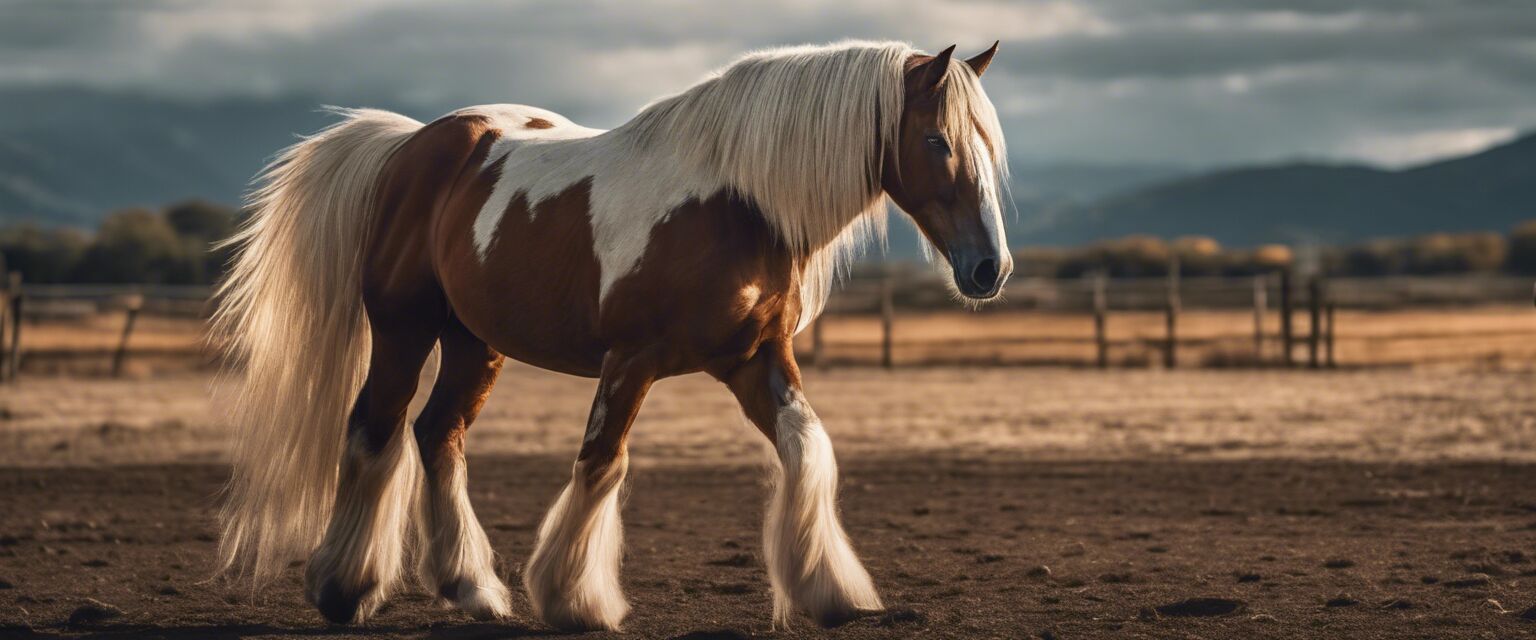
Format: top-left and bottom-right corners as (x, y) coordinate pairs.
(1018, 132), (1536, 247)
(3, 88), (1532, 252)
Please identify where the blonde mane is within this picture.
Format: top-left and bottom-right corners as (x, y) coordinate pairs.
(472, 40), (1008, 332)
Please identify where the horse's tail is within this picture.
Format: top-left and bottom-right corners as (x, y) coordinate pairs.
(212, 107), (423, 583)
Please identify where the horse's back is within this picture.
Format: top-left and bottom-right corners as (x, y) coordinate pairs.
(451, 104), (605, 143)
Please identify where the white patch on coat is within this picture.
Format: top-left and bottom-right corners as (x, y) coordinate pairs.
(466, 104), (718, 304)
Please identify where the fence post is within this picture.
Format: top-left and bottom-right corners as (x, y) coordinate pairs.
(1280, 269), (1294, 367)
(880, 267), (894, 369)
(5, 272), (20, 381)
(0, 276), (8, 383)
(1325, 302), (1337, 369)
(112, 294), (144, 377)
(1164, 256), (1180, 369)
(1307, 276), (1322, 369)
(1093, 271), (1108, 368)
(1252, 274), (1267, 364)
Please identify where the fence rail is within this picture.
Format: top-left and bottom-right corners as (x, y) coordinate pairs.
(811, 267), (1535, 369)
(0, 270), (1531, 379)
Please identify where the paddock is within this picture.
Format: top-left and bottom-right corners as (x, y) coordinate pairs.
(2, 365), (1534, 637)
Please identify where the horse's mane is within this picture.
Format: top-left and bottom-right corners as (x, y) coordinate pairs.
(617, 40), (1009, 331)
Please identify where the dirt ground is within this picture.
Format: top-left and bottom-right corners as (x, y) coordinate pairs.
(3, 366), (1536, 638)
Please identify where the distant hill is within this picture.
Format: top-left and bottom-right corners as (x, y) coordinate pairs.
(883, 161), (1191, 259)
(0, 88), (424, 226)
(3, 87), (1531, 255)
(1027, 132), (1536, 246)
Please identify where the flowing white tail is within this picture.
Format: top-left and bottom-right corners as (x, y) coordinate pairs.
(214, 108), (423, 583)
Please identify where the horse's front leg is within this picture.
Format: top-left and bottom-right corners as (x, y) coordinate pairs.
(523, 348), (657, 631)
(716, 340), (882, 628)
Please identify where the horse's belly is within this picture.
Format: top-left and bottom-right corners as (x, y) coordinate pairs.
(478, 306), (606, 377)
(440, 266), (607, 378)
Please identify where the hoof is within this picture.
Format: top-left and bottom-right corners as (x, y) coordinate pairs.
(313, 579), (370, 624)
(439, 577), (512, 621)
(812, 606), (882, 628)
(529, 593), (630, 632)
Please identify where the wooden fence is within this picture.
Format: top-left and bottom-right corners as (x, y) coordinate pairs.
(804, 266), (1535, 369)
(0, 270), (1531, 379)
(0, 277), (212, 380)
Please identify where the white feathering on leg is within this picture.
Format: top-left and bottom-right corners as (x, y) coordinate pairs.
(523, 457), (630, 631)
(417, 455), (511, 620)
(763, 394), (881, 627)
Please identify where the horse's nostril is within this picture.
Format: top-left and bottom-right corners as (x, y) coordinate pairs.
(971, 258), (999, 290)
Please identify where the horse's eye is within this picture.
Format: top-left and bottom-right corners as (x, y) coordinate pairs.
(925, 135), (950, 152)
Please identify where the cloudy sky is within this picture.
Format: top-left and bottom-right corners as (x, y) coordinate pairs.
(5, 0), (1536, 168)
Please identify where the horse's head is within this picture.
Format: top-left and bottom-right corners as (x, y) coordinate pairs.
(882, 42), (1010, 301)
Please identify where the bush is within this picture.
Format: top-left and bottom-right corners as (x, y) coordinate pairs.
(70, 208), (193, 284)
(1405, 232), (1505, 274)
(1171, 236), (1223, 276)
(165, 200), (238, 282)
(1012, 246), (1066, 278)
(1338, 239), (1408, 276)
(1056, 235), (1173, 278)
(1249, 244), (1294, 271)
(0, 224), (89, 283)
(1508, 220), (1536, 274)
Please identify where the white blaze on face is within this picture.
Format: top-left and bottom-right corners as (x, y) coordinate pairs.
(971, 134), (1007, 259)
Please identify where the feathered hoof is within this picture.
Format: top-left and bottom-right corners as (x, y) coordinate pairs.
(780, 569), (883, 629)
(439, 576), (513, 621)
(810, 605), (883, 628)
(528, 587), (630, 632)
(311, 577), (380, 625)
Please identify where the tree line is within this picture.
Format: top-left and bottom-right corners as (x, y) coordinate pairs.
(0, 201), (237, 284)
(1, 201), (1534, 283)
(1017, 225), (1536, 279)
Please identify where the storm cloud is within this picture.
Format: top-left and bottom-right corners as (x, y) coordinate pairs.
(4, 0), (1534, 166)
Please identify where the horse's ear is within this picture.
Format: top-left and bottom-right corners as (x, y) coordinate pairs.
(917, 44), (957, 93)
(966, 41), (1000, 77)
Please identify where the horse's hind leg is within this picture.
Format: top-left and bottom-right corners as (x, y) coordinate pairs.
(413, 317), (510, 619)
(306, 310), (442, 624)
(524, 348), (657, 631)
(715, 339), (882, 628)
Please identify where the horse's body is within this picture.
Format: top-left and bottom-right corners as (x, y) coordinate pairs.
(396, 103), (797, 380)
(215, 40), (1009, 631)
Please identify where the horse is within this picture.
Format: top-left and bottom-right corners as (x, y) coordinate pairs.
(214, 39), (1010, 631)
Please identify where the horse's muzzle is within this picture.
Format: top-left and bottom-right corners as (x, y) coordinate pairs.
(950, 250), (1011, 300)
